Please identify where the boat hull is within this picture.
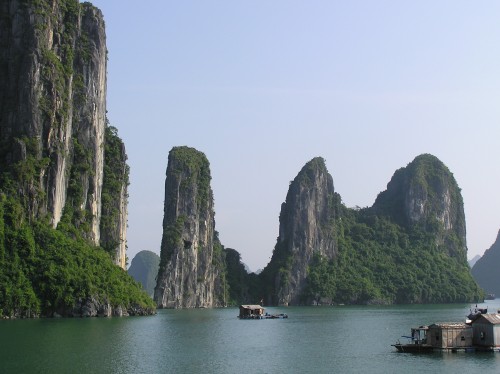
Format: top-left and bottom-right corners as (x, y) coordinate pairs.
(392, 343), (434, 353)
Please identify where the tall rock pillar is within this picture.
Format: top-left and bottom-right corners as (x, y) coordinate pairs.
(154, 146), (219, 308)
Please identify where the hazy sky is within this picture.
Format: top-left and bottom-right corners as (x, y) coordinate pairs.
(87, 1), (500, 271)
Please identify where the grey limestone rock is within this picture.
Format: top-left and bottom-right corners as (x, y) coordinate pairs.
(154, 146), (224, 308)
(0, 0), (127, 268)
(373, 154), (467, 260)
(269, 157), (336, 305)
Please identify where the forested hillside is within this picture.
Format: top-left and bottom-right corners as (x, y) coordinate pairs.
(259, 154), (482, 305)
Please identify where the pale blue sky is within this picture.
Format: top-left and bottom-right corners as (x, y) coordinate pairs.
(88, 1), (500, 271)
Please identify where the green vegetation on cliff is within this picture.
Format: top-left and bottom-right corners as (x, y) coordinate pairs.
(303, 204), (481, 304)
(0, 194), (154, 318)
(257, 154), (482, 305)
(221, 247), (261, 305)
(0, 0), (155, 317)
(100, 124), (129, 258)
(373, 154), (467, 261)
(158, 146), (213, 278)
(0, 125), (154, 317)
(149, 149), (483, 307)
(155, 146), (226, 308)
(169, 146), (212, 212)
(306, 156), (480, 305)
(152, 149), (482, 307)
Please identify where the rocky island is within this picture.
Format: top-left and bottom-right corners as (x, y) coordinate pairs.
(155, 149), (482, 308)
(0, 0), (154, 317)
(154, 146), (227, 308)
(259, 153), (481, 305)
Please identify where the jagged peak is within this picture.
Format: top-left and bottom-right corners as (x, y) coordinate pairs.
(372, 153), (466, 260)
(291, 157), (329, 188)
(299, 156), (327, 174)
(374, 153), (460, 210)
(405, 153), (456, 184)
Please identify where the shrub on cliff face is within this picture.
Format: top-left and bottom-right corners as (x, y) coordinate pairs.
(265, 154), (482, 305)
(0, 195), (154, 318)
(0, 125), (154, 318)
(301, 197), (483, 305)
(100, 124), (129, 260)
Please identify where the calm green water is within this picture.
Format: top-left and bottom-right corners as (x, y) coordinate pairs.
(1, 301), (500, 373)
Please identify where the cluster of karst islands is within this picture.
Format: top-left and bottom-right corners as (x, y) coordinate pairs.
(151, 147), (482, 309)
(0, 0), (495, 318)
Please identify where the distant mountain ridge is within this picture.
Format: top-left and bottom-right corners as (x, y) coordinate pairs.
(468, 255), (481, 268)
(128, 251), (160, 297)
(471, 230), (500, 295)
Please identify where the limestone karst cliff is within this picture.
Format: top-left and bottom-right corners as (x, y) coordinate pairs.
(260, 154), (481, 305)
(150, 151), (479, 307)
(154, 146), (225, 308)
(261, 157), (336, 305)
(471, 230), (500, 296)
(99, 126), (129, 268)
(373, 154), (467, 261)
(0, 0), (152, 318)
(0, 0), (126, 268)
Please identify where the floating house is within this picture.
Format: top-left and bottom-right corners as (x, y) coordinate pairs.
(393, 312), (500, 352)
(239, 305), (264, 319)
(427, 322), (472, 349)
(471, 314), (500, 348)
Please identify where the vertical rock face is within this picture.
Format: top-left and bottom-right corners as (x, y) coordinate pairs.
(471, 230), (500, 296)
(266, 157), (336, 305)
(373, 154), (467, 260)
(68, 4), (107, 244)
(0, 0), (106, 244)
(154, 146), (220, 308)
(99, 126), (128, 269)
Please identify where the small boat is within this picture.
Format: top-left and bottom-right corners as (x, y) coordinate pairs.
(238, 305), (265, 319)
(392, 342), (434, 353)
(466, 306), (487, 323)
(238, 305), (288, 319)
(486, 294), (496, 300)
(391, 326), (434, 353)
